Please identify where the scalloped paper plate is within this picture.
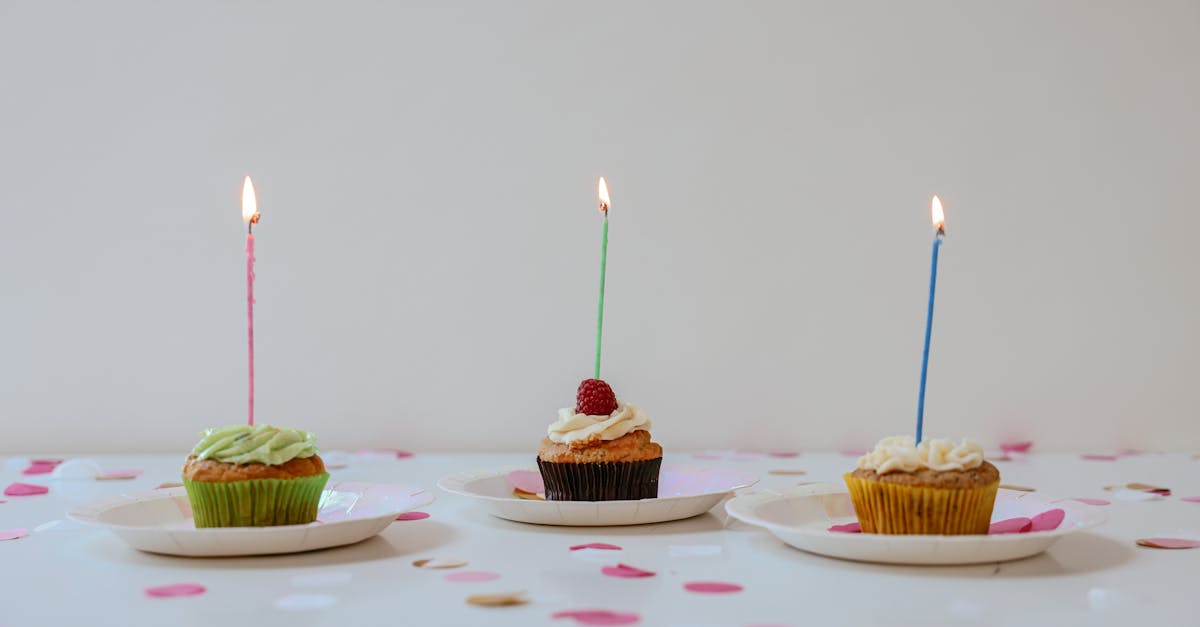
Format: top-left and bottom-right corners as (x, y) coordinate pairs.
(725, 484), (1106, 565)
(68, 481), (434, 557)
(439, 465), (758, 526)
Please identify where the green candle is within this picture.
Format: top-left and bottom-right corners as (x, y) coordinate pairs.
(594, 177), (611, 379)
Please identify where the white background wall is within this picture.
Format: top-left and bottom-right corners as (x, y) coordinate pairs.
(1, 1), (1197, 454)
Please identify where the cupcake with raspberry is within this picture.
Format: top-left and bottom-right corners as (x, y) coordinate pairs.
(844, 436), (999, 535)
(182, 424), (329, 527)
(537, 379), (663, 501)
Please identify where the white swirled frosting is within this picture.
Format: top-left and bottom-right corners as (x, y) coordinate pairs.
(547, 401), (651, 445)
(857, 436), (984, 474)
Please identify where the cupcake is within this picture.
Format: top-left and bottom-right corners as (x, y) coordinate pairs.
(181, 424), (329, 528)
(843, 436), (999, 535)
(537, 378), (663, 501)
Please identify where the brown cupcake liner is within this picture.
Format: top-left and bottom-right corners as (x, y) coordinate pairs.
(844, 472), (998, 535)
(537, 458), (662, 501)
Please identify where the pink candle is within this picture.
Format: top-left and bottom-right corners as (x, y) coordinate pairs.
(242, 177), (260, 426)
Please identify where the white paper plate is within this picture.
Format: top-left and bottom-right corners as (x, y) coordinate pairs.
(725, 484), (1107, 565)
(438, 465), (758, 526)
(68, 481), (434, 557)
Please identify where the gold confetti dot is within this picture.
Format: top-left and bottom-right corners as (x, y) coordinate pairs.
(999, 484), (1035, 492)
(466, 591), (529, 607)
(413, 557), (468, 569)
(768, 469), (807, 476)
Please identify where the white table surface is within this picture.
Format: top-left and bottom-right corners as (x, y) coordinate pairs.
(1, 450), (1197, 626)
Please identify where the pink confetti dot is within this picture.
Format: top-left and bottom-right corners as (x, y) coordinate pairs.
(395, 511), (430, 521)
(506, 470), (545, 494)
(601, 564), (655, 578)
(22, 461), (60, 475)
(99, 469), (143, 479)
(988, 517), (1032, 534)
(4, 483), (49, 497)
(1180, 496), (1200, 503)
(570, 542), (622, 551)
(552, 609), (641, 625)
(146, 583), (206, 598)
(0, 528), (30, 541)
(828, 522), (861, 533)
(1030, 509), (1065, 532)
(444, 571), (501, 583)
(684, 581), (744, 594)
(1000, 441), (1034, 454)
(839, 450), (867, 457)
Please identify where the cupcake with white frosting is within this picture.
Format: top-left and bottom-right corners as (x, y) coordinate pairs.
(843, 436), (999, 534)
(537, 378), (663, 501)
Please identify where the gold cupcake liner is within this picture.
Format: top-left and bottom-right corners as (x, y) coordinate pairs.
(183, 473), (329, 528)
(843, 473), (998, 535)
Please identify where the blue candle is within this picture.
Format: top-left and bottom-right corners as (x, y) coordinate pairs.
(915, 195), (946, 444)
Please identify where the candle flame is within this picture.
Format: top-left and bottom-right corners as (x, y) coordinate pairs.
(242, 176), (260, 224)
(597, 177), (610, 214)
(931, 195), (945, 232)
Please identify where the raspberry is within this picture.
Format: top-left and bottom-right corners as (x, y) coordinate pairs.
(575, 379), (618, 416)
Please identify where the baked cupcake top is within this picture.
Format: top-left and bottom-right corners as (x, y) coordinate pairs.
(191, 424), (318, 465)
(857, 436), (984, 474)
(547, 379), (651, 446)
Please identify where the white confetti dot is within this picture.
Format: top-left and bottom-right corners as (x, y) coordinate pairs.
(290, 571), (353, 588)
(668, 544), (722, 557)
(275, 593), (338, 611)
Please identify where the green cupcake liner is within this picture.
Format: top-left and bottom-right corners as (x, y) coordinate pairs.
(182, 473), (329, 528)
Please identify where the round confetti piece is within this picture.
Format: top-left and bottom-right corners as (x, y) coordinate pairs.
(413, 557), (468, 569)
(552, 609), (642, 625)
(767, 469), (807, 476)
(684, 581), (744, 594)
(827, 522), (861, 533)
(766, 451), (799, 458)
(999, 484), (1035, 492)
(1180, 496), (1200, 503)
(506, 470), (545, 494)
(290, 571), (352, 588)
(33, 520), (62, 533)
(274, 593), (339, 611)
(601, 564), (655, 578)
(4, 483), (49, 497)
(1030, 509), (1065, 532)
(1070, 498), (1110, 506)
(97, 469), (143, 481)
(1136, 538), (1200, 549)
(395, 511), (430, 521)
(467, 591), (529, 607)
(146, 583), (206, 598)
(988, 517), (1032, 534)
(1000, 441), (1034, 454)
(0, 528), (30, 541)
(444, 571), (501, 583)
(570, 542), (621, 551)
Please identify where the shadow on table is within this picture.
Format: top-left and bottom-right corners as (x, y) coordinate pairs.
(749, 531), (1135, 577)
(85, 521), (459, 569)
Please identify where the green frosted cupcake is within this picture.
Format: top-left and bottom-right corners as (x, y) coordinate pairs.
(181, 425), (329, 528)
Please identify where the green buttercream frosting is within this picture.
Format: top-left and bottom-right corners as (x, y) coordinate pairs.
(191, 424), (319, 465)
